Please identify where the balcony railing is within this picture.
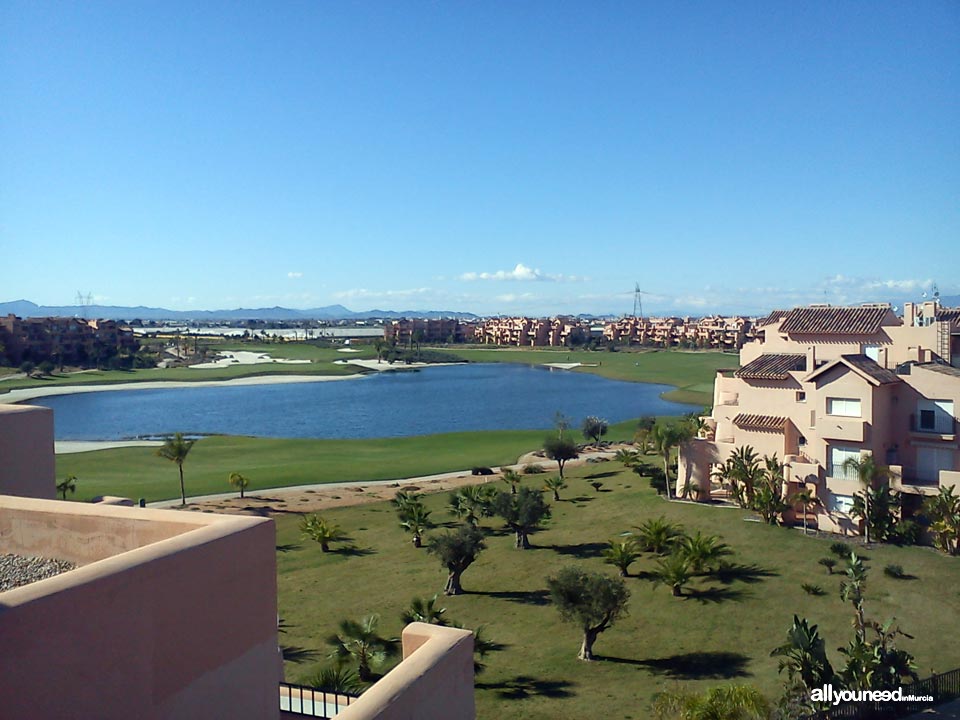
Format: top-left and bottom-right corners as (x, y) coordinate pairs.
(279, 682), (358, 718)
(828, 464), (858, 481)
(910, 413), (957, 435)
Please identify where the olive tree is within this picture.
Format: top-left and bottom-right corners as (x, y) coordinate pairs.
(547, 566), (630, 661)
(492, 486), (551, 549)
(543, 435), (579, 479)
(427, 525), (486, 595)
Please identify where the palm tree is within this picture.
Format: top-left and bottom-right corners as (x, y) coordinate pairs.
(399, 502), (433, 548)
(725, 446), (762, 508)
(614, 448), (641, 467)
(56, 474), (77, 500)
(373, 338), (386, 364)
(156, 432), (195, 506)
(650, 422), (682, 499)
(501, 468), (522, 495)
(654, 552), (693, 597)
(635, 516), (685, 555)
(448, 485), (494, 527)
(400, 594), (448, 626)
(923, 486), (960, 555)
(652, 684), (772, 720)
(840, 553), (868, 642)
(841, 454), (889, 544)
(770, 615), (835, 692)
(791, 487), (822, 536)
(300, 514), (345, 552)
(543, 475), (567, 501)
(300, 665), (363, 695)
(326, 614), (398, 683)
(677, 531), (732, 574)
(603, 538), (641, 577)
(227, 472), (250, 499)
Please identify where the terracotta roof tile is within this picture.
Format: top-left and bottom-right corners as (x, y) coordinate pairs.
(917, 363), (960, 380)
(779, 306), (890, 335)
(840, 354), (901, 385)
(735, 353), (806, 380)
(732, 414), (787, 432)
(758, 310), (789, 326)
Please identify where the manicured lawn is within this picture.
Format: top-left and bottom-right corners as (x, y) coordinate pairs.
(444, 348), (732, 405)
(276, 461), (960, 720)
(55, 420), (642, 502)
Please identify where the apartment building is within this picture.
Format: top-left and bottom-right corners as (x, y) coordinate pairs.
(383, 318), (476, 346)
(0, 314), (138, 367)
(473, 316), (590, 347)
(678, 302), (960, 535)
(603, 315), (753, 350)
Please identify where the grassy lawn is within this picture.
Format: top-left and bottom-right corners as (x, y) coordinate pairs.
(55, 420), (643, 502)
(444, 348), (732, 405)
(277, 461), (960, 719)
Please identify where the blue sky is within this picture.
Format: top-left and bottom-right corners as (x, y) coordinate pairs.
(2, 2), (958, 316)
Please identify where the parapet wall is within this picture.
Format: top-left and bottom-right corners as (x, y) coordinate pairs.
(0, 403), (54, 499)
(338, 623), (476, 720)
(0, 497), (281, 720)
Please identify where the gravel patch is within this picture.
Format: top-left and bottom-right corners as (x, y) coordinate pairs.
(0, 554), (77, 592)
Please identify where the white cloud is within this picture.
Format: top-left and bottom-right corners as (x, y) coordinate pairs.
(495, 292), (536, 303)
(287, 271), (303, 279)
(460, 263), (583, 283)
(333, 287), (433, 301)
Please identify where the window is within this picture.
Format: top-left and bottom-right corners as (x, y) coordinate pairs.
(827, 397), (861, 418)
(917, 400), (955, 434)
(796, 391), (806, 403)
(829, 447), (861, 480)
(862, 345), (880, 361)
(829, 493), (855, 514)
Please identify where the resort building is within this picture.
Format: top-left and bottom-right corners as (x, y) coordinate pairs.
(383, 318), (476, 345)
(0, 403), (476, 719)
(678, 301), (960, 535)
(603, 315), (753, 350)
(473, 316), (590, 347)
(0, 314), (139, 367)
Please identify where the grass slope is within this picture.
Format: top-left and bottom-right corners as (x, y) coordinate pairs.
(277, 461), (960, 720)
(56, 420), (642, 502)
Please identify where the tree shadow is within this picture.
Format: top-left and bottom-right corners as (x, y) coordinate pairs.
(276, 543), (302, 552)
(546, 541), (607, 559)
(632, 651), (751, 679)
(585, 471), (619, 480)
(330, 544), (376, 557)
(468, 589), (551, 606)
(568, 496), (595, 503)
(476, 675), (576, 700)
(710, 562), (779, 585)
(685, 586), (749, 604)
(281, 645), (321, 664)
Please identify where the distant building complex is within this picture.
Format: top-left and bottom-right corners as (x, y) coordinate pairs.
(0, 314), (138, 367)
(383, 315), (756, 350)
(679, 301), (960, 535)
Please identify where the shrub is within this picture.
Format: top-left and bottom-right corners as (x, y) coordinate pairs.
(830, 542), (852, 559)
(801, 583), (825, 596)
(884, 564), (907, 579)
(471, 467), (494, 476)
(522, 464), (546, 475)
(818, 558), (837, 575)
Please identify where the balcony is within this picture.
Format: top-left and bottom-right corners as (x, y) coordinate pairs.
(819, 417), (865, 443)
(910, 413), (957, 439)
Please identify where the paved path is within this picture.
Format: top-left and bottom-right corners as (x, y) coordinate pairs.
(147, 451), (618, 508)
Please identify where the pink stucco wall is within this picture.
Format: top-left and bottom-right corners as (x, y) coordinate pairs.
(337, 623), (476, 720)
(0, 497), (280, 720)
(0, 403), (55, 499)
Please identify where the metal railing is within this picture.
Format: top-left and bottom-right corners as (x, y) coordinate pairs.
(280, 682), (359, 718)
(828, 464), (857, 482)
(799, 667), (960, 720)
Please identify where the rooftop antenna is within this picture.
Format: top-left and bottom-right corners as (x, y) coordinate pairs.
(932, 283), (940, 305)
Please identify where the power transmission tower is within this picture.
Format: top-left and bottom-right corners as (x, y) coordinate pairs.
(633, 284), (650, 319)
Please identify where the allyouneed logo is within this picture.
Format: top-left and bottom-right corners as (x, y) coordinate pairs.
(811, 685), (933, 707)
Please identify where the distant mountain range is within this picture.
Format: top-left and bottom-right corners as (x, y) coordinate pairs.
(0, 300), (479, 322)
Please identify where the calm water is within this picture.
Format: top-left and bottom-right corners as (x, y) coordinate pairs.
(35, 364), (692, 441)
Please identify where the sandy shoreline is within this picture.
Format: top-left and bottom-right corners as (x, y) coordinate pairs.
(0, 358), (468, 406)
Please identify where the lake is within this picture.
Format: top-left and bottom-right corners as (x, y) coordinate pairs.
(34, 363), (693, 441)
